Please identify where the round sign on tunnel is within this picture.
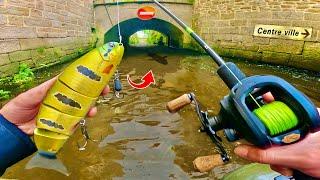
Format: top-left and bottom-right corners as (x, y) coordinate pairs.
(137, 6), (156, 20)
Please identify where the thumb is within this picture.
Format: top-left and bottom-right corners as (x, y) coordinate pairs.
(15, 77), (57, 107)
(234, 145), (274, 163)
(0, 77), (57, 125)
(234, 144), (298, 167)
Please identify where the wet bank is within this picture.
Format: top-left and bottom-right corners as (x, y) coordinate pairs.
(2, 47), (320, 179)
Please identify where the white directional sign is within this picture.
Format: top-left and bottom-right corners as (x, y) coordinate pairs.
(253, 24), (312, 40)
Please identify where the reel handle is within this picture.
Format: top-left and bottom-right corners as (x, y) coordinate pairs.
(166, 94), (192, 113)
(193, 154), (225, 172)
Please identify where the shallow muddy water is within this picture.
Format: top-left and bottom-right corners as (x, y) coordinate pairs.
(2, 47), (320, 179)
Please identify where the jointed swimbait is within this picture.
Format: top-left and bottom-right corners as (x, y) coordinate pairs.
(26, 42), (124, 175)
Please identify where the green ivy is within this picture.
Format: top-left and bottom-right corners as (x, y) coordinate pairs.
(0, 90), (11, 100)
(129, 34), (139, 45)
(146, 30), (167, 46)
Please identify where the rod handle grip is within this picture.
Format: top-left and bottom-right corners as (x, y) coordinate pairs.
(166, 94), (192, 113)
(193, 154), (225, 172)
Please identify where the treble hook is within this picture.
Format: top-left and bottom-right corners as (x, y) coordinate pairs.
(115, 91), (123, 98)
(77, 119), (101, 151)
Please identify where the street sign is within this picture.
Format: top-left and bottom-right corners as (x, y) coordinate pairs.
(253, 24), (312, 40)
(137, 6), (156, 20)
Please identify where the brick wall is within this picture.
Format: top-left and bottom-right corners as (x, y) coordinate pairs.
(193, 0), (320, 72)
(0, 0), (96, 77)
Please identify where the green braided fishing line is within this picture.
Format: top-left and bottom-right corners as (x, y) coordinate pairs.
(253, 101), (299, 136)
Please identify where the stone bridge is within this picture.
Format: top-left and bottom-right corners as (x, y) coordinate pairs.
(94, 0), (194, 48)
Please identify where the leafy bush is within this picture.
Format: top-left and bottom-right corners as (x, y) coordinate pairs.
(129, 34), (139, 45)
(0, 90), (11, 100)
(129, 30), (167, 46)
(13, 63), (35, 84)
(146, 30), (167, 45)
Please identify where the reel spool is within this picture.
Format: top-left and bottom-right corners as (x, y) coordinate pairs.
(253, 101), (299, 137)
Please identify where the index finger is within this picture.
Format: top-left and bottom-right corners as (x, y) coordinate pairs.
(101, 85), (110, 96)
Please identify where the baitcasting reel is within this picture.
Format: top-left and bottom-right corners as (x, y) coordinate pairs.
(210, 62), (319, 147)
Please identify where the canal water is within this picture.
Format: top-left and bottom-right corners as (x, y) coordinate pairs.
(2, 47), (320, 179)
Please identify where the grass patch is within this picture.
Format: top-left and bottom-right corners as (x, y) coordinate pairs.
(36, 47), (45, 54)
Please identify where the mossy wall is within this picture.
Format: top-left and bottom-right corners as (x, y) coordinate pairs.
(192, 0), (320, 72)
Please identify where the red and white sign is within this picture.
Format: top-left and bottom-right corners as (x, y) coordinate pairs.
(137, 6), (155, 20)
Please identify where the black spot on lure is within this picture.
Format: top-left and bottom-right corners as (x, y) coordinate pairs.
(76, 65), (101, 81)
(54, 93), (82, 109)
(39, 119), (64, 130)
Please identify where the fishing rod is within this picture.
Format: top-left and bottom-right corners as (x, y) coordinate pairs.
(154, 0), (320, 179)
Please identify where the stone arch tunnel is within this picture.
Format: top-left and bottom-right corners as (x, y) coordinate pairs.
(104, 18), (184, 48)
(94, 1), (193, 48)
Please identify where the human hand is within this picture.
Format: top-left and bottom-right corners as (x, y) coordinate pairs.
(0, 77), (110, 135)
(234, 92), (320, 177)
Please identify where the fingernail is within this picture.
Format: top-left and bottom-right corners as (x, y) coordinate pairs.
(234, 146), (248, 157)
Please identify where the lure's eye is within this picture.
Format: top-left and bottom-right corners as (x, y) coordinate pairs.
(109, 42), (114, 48)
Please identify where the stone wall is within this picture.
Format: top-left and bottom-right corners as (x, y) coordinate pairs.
(0, 0), (96, 77)
(193, 0), (320, 72)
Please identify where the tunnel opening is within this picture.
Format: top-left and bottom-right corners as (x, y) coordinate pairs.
(129, 30), (168, 47)
(104, 18), (184, 48)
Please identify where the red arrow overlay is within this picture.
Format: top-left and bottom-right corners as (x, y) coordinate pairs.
(127, 70), (155, 89)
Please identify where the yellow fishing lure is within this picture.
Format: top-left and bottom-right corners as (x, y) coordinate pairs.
(27, 42), (124, 174)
